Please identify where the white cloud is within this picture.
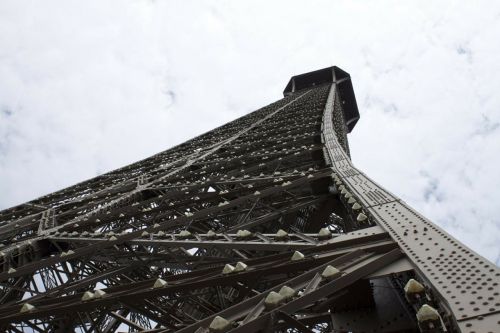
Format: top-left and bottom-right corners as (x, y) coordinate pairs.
(0, 0), (499, 264)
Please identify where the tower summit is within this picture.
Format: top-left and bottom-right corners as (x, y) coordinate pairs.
(284, 66), (359, 132)
(0, 67), (498, 332)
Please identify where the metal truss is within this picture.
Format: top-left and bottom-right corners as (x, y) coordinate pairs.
(0, 66), (498, 333)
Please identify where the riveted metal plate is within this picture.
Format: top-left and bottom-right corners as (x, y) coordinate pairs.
(331, 151), (347, 162)
(331, 159), (360, 178)
(322, 83), (500, 332)
(343, 174), (396, 207)
(369, 201), (500, 333)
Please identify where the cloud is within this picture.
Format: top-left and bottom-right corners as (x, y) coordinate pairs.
(0, 0), (499, 264)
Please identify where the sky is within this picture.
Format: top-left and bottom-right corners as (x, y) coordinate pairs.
(0, 1), (499, 265)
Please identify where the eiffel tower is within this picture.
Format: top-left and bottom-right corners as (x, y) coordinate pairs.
(0, 67), (498, 333)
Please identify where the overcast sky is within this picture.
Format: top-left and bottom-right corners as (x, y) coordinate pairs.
(0, 1), (499, 265)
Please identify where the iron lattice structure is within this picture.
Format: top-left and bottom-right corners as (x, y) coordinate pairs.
(0, 67), (498, 333)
